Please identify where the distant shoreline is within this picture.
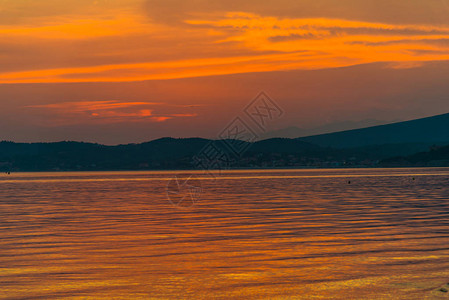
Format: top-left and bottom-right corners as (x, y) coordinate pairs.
(4, 165), (449, 174)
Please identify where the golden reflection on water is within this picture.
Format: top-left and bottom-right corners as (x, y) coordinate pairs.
(1, 168), (449, 299)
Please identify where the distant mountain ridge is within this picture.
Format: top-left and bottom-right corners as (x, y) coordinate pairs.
(381, 144), (449, 167)
(259, 119), (387, 139)
(2, 112), (449, 171)
(297, 112), (449, 148)
(0, 138), (321, 171)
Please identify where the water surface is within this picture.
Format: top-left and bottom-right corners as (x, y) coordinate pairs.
(1, 168), (449, 299)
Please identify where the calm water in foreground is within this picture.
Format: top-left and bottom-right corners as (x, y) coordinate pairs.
(1, 168), (449, 299)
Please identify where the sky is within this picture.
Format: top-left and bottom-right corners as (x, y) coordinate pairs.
(1, 0), (449, 144)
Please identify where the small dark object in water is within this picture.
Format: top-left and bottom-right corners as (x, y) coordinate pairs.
(440, 288), (448, 293)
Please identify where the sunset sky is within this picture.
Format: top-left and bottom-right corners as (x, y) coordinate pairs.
(1, 0), (449, 144)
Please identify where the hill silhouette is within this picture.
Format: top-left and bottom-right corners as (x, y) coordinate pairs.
(381, 144), (449, 167)
(0, 138), (321, 171)
(298, 112), (449, 148)
(2, 112), (449, 171)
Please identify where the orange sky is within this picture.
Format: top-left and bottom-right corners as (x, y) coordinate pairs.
(1, 0), (449, 144)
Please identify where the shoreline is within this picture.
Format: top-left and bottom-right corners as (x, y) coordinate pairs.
(4, 166), (449, 174)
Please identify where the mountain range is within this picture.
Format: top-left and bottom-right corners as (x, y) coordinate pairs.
(259, 119), (388, 139)
(2, 112), (449, 171)
(298, 112), (449, 148)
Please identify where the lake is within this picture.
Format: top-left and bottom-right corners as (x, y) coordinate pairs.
(1, 168), (449, 299)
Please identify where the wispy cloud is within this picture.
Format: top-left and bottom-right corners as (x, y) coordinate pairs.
(26, 100), (197, 125)
(1, 3), (449, 84)
(188, 13), (449, 52)
(29, 101), (161, 111)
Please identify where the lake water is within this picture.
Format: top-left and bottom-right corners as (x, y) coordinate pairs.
(1, 168), (449, 299)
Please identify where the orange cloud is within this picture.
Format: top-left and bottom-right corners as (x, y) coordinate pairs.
(0, 15), (154, 39)
(1, 7), (449, 84)
(151, 116), (171, 122)
(26, 100), (197, 125)
(187, 13), (449, 57)
(29, 101), (161, 111)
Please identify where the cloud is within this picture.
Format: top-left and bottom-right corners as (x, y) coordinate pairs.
(0, 14), (153, 39)
(0, 0), (142, 25)
(347, 38), (449, 47)
(144, 0), (449, 26)
(1, 2), (449, 83)
(29, 101), (160, 111)
(26, 100), (197, 125)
